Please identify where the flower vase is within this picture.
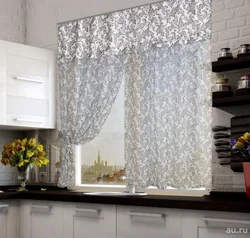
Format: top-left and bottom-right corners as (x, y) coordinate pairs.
(17, 165), (30, 191)
(243, 162), (250, 198)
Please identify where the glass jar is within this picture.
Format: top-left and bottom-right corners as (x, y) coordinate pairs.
(237, 74), (250, 89)
(218, 48), (233, 60)
(213, 77), (233, 98)
(238, 44), (250, 56)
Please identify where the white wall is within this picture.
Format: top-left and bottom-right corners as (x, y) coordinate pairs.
(0, 0), (25, 43)
(0, 0), (26, 185)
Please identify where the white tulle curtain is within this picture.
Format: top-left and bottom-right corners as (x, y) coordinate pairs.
(57, 0), (212, 189)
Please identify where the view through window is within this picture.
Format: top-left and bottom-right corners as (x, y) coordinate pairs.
(80, 80), (125, 185)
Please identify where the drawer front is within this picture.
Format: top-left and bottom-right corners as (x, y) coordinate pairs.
(7, 96), (49, 117)
(182, 210), (250, 238)
(6, 72), (49, 100)
(63, 203), (116, 238)
(117, 206), (182, 238)
(6, 53), (49, 78)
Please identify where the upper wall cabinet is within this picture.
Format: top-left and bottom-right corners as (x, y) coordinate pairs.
(0, 40), (56, 130)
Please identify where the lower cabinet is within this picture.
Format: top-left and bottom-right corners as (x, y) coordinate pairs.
(17, 199), (250, 238)
(0, 200), (19, 238)
(117, 206), (182, 238)
(62, 202), (116, 238)
(19, 200), (63, 238)
(182, 210), (250, 238)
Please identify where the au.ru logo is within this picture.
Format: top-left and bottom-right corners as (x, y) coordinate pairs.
(226, 228), (249, 235)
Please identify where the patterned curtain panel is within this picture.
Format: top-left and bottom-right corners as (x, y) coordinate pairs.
(57, 0), (211, 188)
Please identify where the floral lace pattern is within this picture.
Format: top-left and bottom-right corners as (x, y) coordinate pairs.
(58, 0), (211, 62)
(125, 42), (212, 189)
(57, 0), (212, 189)
(57, 56), (124, 187)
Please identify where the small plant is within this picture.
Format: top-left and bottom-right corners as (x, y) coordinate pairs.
(231, 132), (250, 160)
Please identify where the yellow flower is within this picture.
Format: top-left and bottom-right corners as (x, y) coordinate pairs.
(10, 142), (16, 147)
(236, 141), (245, 149)
(38, 151), (46, 157)
(15, 145), (25, 153)
(36, 144), (44, 152)
(1, 158), (10, 166)
(26, 150), (34, 158)
(40, 157), (49, 165)
(28, 138), (36, 148)
(242, 132), (250, 142)
(3, 143), (10, 150)
(35, 160), (42, 167)
(21, 138), (27, 146)
(18, 159), (25, 167)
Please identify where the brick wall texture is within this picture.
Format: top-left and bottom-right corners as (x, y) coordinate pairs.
(1, 0), (250, 190)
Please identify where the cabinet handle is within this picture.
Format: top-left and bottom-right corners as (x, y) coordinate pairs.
(75, 208), (101, 214)
(13, 118), (43, 123)
(127, 211), (166, 218)
(31, 205), (52, 210)
(14, 76), (43, 83)
(0, 204), (9, 209)
(203, 217), (250, 225)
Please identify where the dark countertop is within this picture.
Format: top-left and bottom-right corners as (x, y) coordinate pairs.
(0, 186), (250, 213)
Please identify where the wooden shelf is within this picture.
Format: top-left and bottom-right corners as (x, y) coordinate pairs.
(213, 95), (250, 107)
(212, 55), (250, 72)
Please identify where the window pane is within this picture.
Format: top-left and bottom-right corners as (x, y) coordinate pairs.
(80, 80), (125, 185)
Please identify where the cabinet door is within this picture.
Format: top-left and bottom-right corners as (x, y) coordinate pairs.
(0, 203), (8, 238)
(0, 200), (19, 238)
(0, 39), (56, 129)
(63, 202), (116, 238)
(182, 210), (250, 238)
(20, 200), (63, 238)
(117, 206), (182, 238)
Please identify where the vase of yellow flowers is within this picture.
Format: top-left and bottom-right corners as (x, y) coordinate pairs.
(231, 132), (250, 198)
(1, 138), (49, 191)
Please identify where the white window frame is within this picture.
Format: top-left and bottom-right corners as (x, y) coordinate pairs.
(71, 145), (209, 196)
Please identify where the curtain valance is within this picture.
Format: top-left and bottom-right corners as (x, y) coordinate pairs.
(57, 0), (211, 63)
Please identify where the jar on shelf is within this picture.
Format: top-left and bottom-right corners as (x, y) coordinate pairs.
(218, 48), (233, 60)
(213, 77), (233, 98)
(236, 74), (250, 96)
(237, 44), (250, 57)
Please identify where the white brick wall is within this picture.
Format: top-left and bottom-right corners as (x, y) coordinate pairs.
(0, 0), (26, 44)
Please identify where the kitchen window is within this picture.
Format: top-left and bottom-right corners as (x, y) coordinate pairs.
(75, 80), (126, 188)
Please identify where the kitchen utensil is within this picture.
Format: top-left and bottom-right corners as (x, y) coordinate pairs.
(214, 133), (230, 139)
(218, 154), (231, 159)
(212, 126), (230, 132)
(215, 147), (231, 153)
(214, 141), (230, 146)
(237, 44), (250, 57)
(219, 158), (231, 165)
(218, 48), (233, 60)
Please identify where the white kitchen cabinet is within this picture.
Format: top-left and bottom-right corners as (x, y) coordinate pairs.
(117, 206), (182, 238)
(0, 40), (56, 129)
(62, 202), (116, 238)
(19, 200), (63, 238)
(182, 210), (250, 238)
(0, 200), (19, 238)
